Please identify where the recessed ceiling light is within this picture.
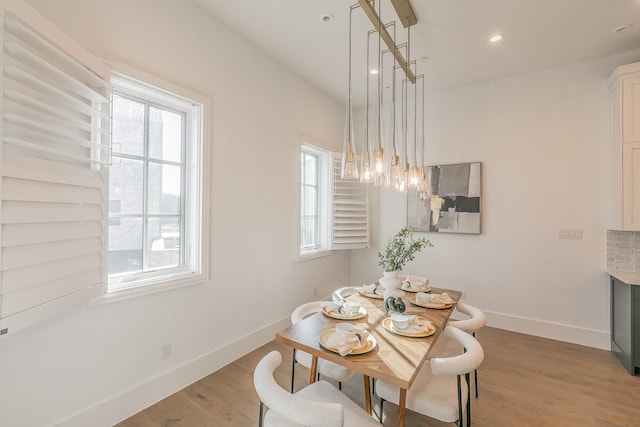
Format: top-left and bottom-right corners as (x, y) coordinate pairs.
(489, 33), (503, 43)
(370, 68), (379, 75)
(321, 14), (333, 23)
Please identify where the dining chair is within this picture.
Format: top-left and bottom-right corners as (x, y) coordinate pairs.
(254, 350), (381, 427)
(290, 301), (356, 392)
(331, 286), (360, 303)
(375, 325), (484, 427)
(430, 302), (487, 398)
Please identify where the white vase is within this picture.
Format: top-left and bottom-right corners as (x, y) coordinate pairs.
(379, 270), (403, 301)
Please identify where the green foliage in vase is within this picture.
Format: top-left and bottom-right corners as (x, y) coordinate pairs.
(378, 226), (433, 272)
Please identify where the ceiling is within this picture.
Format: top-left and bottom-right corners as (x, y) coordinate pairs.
(191, 0), (640, 106)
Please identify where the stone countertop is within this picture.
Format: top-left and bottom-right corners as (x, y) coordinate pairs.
(608, 270), (640, 286)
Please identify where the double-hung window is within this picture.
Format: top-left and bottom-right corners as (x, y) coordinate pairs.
(296, 138), (370, 261)
(108, 73), (208, 295)
(299, 142), (330, 259)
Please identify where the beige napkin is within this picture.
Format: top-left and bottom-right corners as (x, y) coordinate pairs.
(416, 292), (454, 305)
(361, 283), (382, 296)
(324, 329), (369, 356)
(402, 275), (428, 289)
(402, 315), (434, 334)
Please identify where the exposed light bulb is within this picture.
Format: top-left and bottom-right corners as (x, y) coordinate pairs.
(489, 33), (503, 43)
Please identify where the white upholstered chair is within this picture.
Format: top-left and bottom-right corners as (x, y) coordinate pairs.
(290, 301), (355, 392)
(331, 286), (360, 303)
(254, 350), (381, 427)
(430, 302), (487, 398)
(375, 326), (484, 427)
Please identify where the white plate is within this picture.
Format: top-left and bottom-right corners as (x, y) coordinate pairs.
(319, 328), (377, 355)
(408, 294), (454, 309)
(321, 305), (367, 320)
(358, 286), (384, 299)
(381, 317), (436, 337)
(401, 283), (431, 293)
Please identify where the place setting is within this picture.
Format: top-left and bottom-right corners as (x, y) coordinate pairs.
(319, 323), (377, 356)
(358, 282), (385, 299)
(321, 300), (367, 320)
(408, 292), (455, 309)
(399, 274), (431, 293)
(382, 313), (436, 338)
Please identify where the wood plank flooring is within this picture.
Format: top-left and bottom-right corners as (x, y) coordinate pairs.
(116, 327), (640, 427)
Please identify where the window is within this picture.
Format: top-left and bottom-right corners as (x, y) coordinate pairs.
(108, 73), (208, 295)
(298, 142), (330, 259)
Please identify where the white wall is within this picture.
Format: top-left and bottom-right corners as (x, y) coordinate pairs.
(0, 1), (350, 426)
(352, 49), (640, 349)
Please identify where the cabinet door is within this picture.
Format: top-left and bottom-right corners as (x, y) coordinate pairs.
(612, 277), (632, 373)
(623, 141), (640, 230)
(623, 76), (640, 143)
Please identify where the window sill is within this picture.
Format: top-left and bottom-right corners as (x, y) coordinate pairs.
(90, 272), (207, 306)
(295, 248), (332, 262)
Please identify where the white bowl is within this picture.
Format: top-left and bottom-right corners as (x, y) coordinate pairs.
(391, 314), (409, 330)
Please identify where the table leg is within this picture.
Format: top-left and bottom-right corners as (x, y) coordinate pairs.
(397, 388), (407, 427)
(309, 356), (318, 384)
(363, 375), (372, 414)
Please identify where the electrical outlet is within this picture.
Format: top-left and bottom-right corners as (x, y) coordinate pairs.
(460, 290), (467, 300)
(313, 287), (317, 296)
(161, 342), (172, 360)
(558, 229), (583, 239)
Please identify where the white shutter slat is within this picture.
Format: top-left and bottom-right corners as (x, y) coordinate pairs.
(2, 253), (101, 293)
(331, 155), (369, 250)
(2, 268), (101, 316)
(2, 221), (102, 247)
(0, 3), (108, 335)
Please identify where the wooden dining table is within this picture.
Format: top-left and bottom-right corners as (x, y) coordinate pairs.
(275, 286), (461, 427)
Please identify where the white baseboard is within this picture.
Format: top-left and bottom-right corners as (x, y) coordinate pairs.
(53, 316), (291, 427)
(484, 310), (610, 350)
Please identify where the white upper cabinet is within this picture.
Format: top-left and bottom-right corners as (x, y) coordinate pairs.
(610, 62), (640, 230)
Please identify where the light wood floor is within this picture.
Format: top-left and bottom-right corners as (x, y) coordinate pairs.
(116, 327), (640, 427)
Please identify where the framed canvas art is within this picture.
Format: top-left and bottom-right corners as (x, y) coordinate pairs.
(408, 162), (481, 234)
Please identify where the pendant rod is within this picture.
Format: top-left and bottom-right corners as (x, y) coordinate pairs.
(357, 0), (416, 84)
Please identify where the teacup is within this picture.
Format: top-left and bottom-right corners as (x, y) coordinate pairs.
(391, 313), (409, 330)
(344, 301), (361, 315)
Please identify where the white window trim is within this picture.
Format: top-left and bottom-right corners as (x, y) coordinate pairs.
(92, 62), (210, 305)
(294, 136), (332, 262)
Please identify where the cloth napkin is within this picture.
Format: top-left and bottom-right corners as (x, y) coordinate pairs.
(402, 315), (434, 334)
(401, 274), (428, 288)
(324, 329), (369, 356)
(361, 283), (383, 296)
(416, 292), (454, 305)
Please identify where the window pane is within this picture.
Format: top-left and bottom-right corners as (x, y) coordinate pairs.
(112, 94), (145, 156)
(146, 217), (180, 270)
(149, 106), (183, 162)
(302, 152), (317, 185)
(301, 217), (317, 248)
(301, 185), (317, 216)
(110, 157), (144, 214)
(148, 162), (181, 214)
(108, 217), (143, 275)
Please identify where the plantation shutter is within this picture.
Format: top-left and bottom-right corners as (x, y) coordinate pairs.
(0, 0), (109, 335)
(331, 154), (369, 250)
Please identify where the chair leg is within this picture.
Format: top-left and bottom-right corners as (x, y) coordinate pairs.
(474, 368), (479, 398)
(378, 397), (385, 423)
(456, 375), (463, 427)
(472, 332), (479, 399)
(465, 372), (471, 426)
(259, 400), (264, 427)
(290, 349), (296, 393)
(338, 381), (342, 391)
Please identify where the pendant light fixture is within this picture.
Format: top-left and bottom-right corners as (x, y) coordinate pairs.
(341, 5), (358, 179)
(340, 0), (426, 195)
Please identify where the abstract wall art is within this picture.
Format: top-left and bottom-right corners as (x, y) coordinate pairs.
(408, 162), (481, 234)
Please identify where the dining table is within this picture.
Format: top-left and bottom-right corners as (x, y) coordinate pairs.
(275, 285), (461, 427)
